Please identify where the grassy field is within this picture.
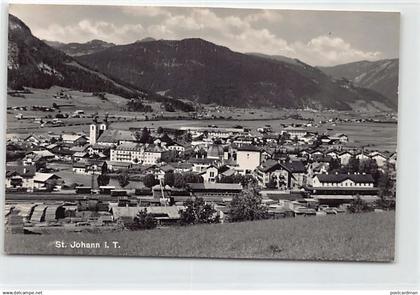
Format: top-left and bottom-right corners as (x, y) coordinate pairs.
(5, 212), (395, 262)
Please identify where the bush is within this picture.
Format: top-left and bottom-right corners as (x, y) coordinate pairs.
(117, 173), (130, 188)
(132, 209), (157, 230)
(348, 196), (374, 213)
(180, 198), (218, 225)
(142, 174), (159, 188)
(97, 174), (110, 187)
(229, 189), (268, 222)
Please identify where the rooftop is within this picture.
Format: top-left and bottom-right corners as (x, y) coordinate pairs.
(315, 173), (374, 183)
(188, 183), (243, 191)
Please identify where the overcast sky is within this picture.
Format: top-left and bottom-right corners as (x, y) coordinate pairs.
(9, 5), (400, 66)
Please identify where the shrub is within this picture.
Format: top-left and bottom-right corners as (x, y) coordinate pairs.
(132, 209), (157, 230)
(180, 198), (218, 225)
(348, 196), (374, 213)
(229, 189), (268, 222)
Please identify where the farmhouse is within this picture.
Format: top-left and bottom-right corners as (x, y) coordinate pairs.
(32, 173), (62, 191)
(5, 165), (36, 191)
(62, 134), (88, 146)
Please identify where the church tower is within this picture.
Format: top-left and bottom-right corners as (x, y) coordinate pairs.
(89, 121), (108, 145)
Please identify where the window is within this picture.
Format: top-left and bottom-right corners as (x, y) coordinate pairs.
(210, 172), (215, 177)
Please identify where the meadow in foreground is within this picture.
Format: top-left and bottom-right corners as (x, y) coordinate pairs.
(5, 211), (395, 262)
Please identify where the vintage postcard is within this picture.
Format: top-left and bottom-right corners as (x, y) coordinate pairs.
(4, 5), (399, 261)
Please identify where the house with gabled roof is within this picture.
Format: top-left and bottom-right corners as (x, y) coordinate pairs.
(255, 160), (306, 189)
(308, 172), (379, 206)
(199, 164), (219, 183)
(369, 151), (388, 167)
(355, 151), (370, 162)
(6, 165), (36, 191)
(62, 134), (88, 146)
(312, 173), (374, 188)
(338, 150), (353, 165)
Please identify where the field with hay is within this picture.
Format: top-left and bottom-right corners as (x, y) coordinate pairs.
(5, 211), (395, 262)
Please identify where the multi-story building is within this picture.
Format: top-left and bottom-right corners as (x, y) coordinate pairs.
(110, 143), (168, 165)
(235, 145), (261, 175)
(255, 160), (306, 189)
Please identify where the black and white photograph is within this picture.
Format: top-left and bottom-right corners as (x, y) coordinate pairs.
(4, 4), (399, 262)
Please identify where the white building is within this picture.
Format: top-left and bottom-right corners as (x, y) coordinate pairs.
(369, 152), (388, 167)
(312, 173), (374, 188)
(338, 151), (353, 165)
(236, 145), (261, 175)
(110, 143), (168, 165)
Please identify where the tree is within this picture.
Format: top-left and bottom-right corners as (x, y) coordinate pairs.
(157, 126), (164, 134)
(180, 197), (218, 225)
(97, 174), (110, 187)
(240, 175), (258, 189)
(348, 196), (374, 213)
(163, 102), (175, 112)
(328, 158), (341, 172)
(173, 173), (186, 188)
(346, 155), (360, 173)
(377, 169), (393, 198)
(101, 161), (108, 175)
(184, 132), (192, 143)
(266, 176), (278, 189)
(133, 209), (157, 230)
(164, 172), (175, 187)
(184, 173), (204, 184)
(218, 175), (235, 183)
(135, 127), (153, 144)
(229, 189), (268, 222)
(117, 172), (130, 188)
(142, 174), (158, 188)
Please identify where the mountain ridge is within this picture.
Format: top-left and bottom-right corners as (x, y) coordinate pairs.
(7, 14), (196, 112)
(44, 39), (116, 56)
(76, 37), (397, 111)
(318, 59), (399, 104)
